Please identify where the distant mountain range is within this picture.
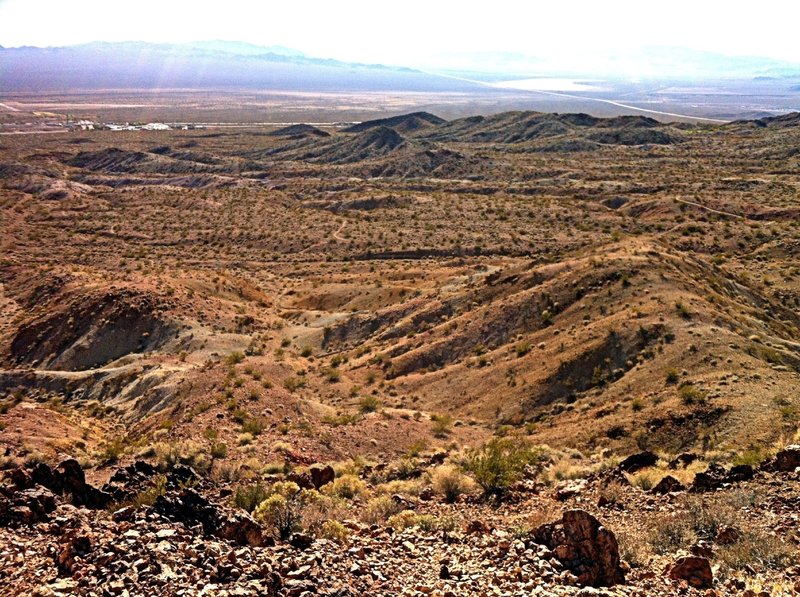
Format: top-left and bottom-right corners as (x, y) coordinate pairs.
(0, 41), (484, 92)
(424, 46), (800, 80)
(2, 41), (800, 95)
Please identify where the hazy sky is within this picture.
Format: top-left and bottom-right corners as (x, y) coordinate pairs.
(1, 0), (799, 67)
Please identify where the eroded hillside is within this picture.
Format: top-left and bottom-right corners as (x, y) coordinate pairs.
(1, 109), (799, 596)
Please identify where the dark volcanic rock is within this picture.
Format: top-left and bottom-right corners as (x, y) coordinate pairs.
(151, 488), (220, 534)
(55, 459), (111, 508)
(669, 453), (699, 469)
(773, 445), (800, 472)
(691, 463), (727, 492)
(651, 475), (685, 495)
(309, 463), (336, 489)
(618, 451), (658, 473)
(533, 509), (625, 587)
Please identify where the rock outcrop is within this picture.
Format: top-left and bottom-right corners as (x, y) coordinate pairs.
(533, 509), (626, 587)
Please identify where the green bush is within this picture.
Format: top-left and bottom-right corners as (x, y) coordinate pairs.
(210, 441), (228, 459)
(463, 437), (543, 498)
(232, 483), (269, 513)
(678, 384), (706, 405)
(358, 395), (382, 413)
(430, 413), (453, 438)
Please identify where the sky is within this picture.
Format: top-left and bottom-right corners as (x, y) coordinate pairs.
(1, 0), (799, 69)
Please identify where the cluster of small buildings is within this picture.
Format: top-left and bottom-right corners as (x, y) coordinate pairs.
(64, 120), (203, 132)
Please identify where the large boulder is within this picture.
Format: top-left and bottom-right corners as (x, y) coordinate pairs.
(667, 556), (713, 589)
(773, 445), (800, 472)
(151, 488), (220, 534)
(651, 475), (685, 495)
(55, 459), (111, 509)
(618, 451), (658, 473)
(533, 509), (626, 587)
(217, 511), (270, 547)
(668, 453), (699, 469)
(691, 463), (727, 492)
(309, 464), (335, 489)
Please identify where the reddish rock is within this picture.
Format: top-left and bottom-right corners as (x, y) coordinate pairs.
(667, 556), (713, 589)
(533, 509), (625, 587)
(217, 512), (268, 547)
(56, 532), (92, 576)
(465, 519), (491, 535)
(715, 526), (742, 545)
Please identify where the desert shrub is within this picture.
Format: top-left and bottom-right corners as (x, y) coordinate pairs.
(101, 436), (126, 464)
(628, 469), (659, 491)
(664, 368), (679, 384)
(318, 519), (349, 543)
(731, 446), (769, 467)
(323, 368), (341, 383)
(358, 395), (382, 413)
(463, 437), (544, 498)
(224, 351), (245, 366)
(716, 529), (796, 571)
(647, 511), (694, 554)
(241, 417), (265, 436)
(254, 494), (301, 540)
(271, 440), (293, 454)
(153, 440), (210, 474)
(233, 483), (269, 513)
(361, 495), (403, 525)
(283, 376), (306, 392)
(431, 465), (473, 503)
(322, 413), (360, 427)
(211, 461), (248, 483)
(678, 383), (706, 405)
(324, 474), (366, 499)
(645, 492), (795, 571)
(386, 509), (418, 530)
(430, 413), (453, 438)
(387, 510), (439, 531)
(675, 301), (692, 319)
(300, 346), (313, 358)
(117, 475), (167, 510)
(210, 441), (228, 459)
(373, 478), (424, 497)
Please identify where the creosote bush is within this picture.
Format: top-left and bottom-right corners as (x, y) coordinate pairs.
(463, 437), (545, 498)
(232, 483), (269, 513)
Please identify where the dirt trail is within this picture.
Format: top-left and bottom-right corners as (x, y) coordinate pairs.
(299, 219), (347, 254)
(674, 196), (744, 219)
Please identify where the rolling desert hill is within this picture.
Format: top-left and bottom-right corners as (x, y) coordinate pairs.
(1, 106), (799, 596)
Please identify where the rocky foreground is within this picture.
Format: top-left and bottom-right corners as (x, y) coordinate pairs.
(1, 445), (799, 597)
